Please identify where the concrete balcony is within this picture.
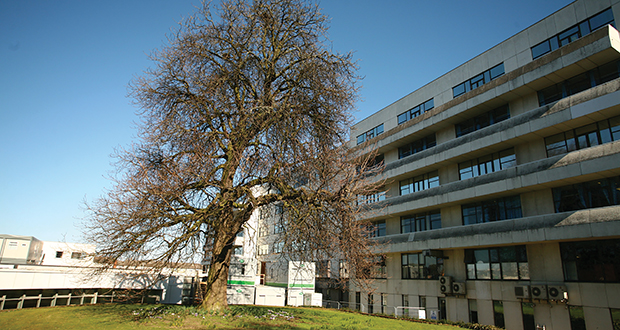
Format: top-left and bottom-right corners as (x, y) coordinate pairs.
(372, 205), (620, 253)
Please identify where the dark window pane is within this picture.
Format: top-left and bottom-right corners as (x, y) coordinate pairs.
(569, 306), (586, 330)
(611, 116), (620, 141)
(426, 134), (436, 148)
(597, 60), (620, 84)
(522, 303), (536, 330)
(499, 149), (517, 168)
(554, 185), (585, 212)
(430, 212), (442, 230)
(588, 8), (614, 31)
(489, 63), (505, 79)
(494, 301), (505, 328)
(410, 106), (421, 118)
(599, 120), (612, 143)
(566, 73), (592, 95)
(424, 99), (434, 111)
(492, 105), (510, 123)
(470, 74), (485, 90)
(398, 112), (408, 125)
(559, 26), (580, 46)
(375, 124), (384, 135)
(357, 134), (365, 145)
(453, 83), (466, 97)
(538, 84), (563, 106)
(532, 41), (551, 59)
(550, 37), (560, 51)
(610, 309), (620, 330)
(579, 21), (591, 35)
(546, 133), (569, 156)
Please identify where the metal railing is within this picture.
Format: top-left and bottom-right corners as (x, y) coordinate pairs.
(0, 292), (160, 311)
(321, 299), (350, 309)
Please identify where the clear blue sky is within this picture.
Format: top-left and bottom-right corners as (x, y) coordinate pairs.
(0, 0), (571, 242)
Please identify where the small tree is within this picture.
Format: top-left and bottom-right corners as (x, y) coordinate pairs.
(84, 0), (382, 310)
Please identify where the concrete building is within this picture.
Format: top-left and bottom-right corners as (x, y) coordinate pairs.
(0, 234), (199, 309)
(209, 186), (320, 307)
(350, 1), (620, 329)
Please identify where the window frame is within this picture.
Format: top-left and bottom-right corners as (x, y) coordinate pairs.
(401, 211), (441, 233)
(453, 63), (505, 98)
(465, 245), (529, 281)
(462, 195), (523, 225)
(401, 252), (444, 280)
(356, 124), (385, 145)
(532, 8), (615, 60)
(397, 99), (434, 125)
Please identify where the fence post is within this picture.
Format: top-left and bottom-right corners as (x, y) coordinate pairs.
(37, 294), (42, 308)
(17, 294), (25, 309)
(0, 295), (5, 310)
(80, 293), (85, 305)
(66, 293), (72, 306)
(111, 292), (114, 303)
(92, 292), (98, 304)
(51, 293), (57, 307)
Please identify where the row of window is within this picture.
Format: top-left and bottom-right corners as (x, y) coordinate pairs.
(531, 8), (615, 60)
(369, 238), (620, 283)
(545, 114), (620, 157)
(370, 195), (522, 237)
(55, 251), (85, 259)
(357, 191), (386, 205)
(455, 104), (510, 137)
(369, 220), (386, 238)
(400, 246), (528, 281)
(538, 59), (620, 106)
(315, 260), (349, 279)
(397, 99), (434, 125)
(373, 172), (620, 236)
(462, 195), (522, 225)
(399, 171), (439, 195)
(553, 175), (620, 213)
(401, 211), (441, 234)
(398, 134), (436, 159)
(356, 124), (384, 145)
(458, 148), (516, 180)
(401, 252), (444, 280)
(561, 238), (620, 283)
(257, 241), (285, 255)
(465, 246), (529, 280)
(469, 300), (512, 328)
(472, 301), (620, 330)
(453, 63), (505, 98)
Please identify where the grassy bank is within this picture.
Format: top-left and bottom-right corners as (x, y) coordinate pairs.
(0, 304), (462, 330)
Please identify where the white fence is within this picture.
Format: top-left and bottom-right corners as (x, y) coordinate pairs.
(0, 291), (160, 311)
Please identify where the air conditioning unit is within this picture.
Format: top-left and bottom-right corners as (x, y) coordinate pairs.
(452, 282), (467, 295)
(439, 276), (452, 294)
(547, 285), (568, 301)
(531, 285), (548, 300)
(514, 285), (530, 299)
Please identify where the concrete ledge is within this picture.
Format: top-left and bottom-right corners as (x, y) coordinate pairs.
(375, 205), (620, 253)
(364, 140), (620, 215)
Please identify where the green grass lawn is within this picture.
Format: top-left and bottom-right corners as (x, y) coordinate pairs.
(0, 304), (462, 330)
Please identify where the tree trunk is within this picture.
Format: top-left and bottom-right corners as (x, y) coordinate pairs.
(200, 235), (234, 310)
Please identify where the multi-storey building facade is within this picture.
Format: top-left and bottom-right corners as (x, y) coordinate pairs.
(350, 1), (620, 329)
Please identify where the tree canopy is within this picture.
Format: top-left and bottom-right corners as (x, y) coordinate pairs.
(84, 0), (382, 310)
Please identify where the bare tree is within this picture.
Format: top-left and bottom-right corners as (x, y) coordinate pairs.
(84, 0), (383, 310)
